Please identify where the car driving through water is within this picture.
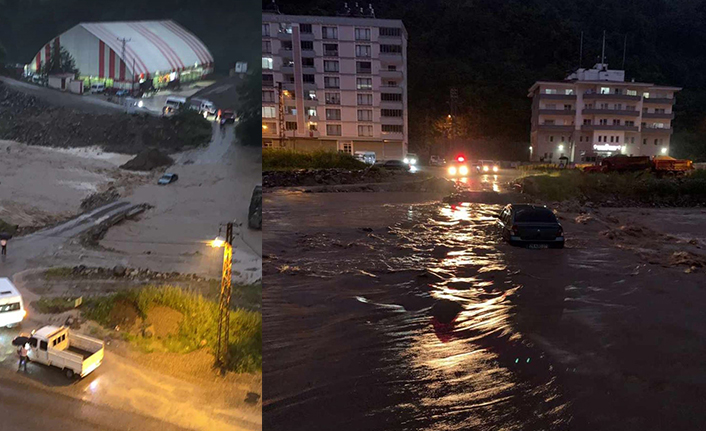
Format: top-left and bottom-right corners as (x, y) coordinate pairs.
(497, 204), (564, 249)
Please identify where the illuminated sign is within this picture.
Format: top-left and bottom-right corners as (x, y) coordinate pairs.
(593, 144), (621, 151)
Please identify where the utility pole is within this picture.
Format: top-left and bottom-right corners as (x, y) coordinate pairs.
(601, 30), (606, 65)
(215, 222), (234, 371)
(579, 31), (583, 69)
(622, 34), (628, 69)
(277, 82), (286, 147)
(117, 37), (131, 91)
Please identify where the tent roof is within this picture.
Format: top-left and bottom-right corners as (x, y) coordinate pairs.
(79, 20), (213, 75)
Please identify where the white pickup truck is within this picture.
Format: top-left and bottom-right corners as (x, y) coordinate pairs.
(27, 326), (104, 378)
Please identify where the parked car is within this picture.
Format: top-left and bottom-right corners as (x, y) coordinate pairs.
(115, 89), (129, 97)
(476, 159), (499, 173)
(497, 204), (564, 249)
(90, 83), (105, 94)
(158, 173), (179, 185)
(354, 151), (376, 165)
(376, 160), (410, 171)
(430, 155), (447, 166)
(446, 155), (470, 177)
(0, 278), (26, 328)
(24, 325), (104, 379)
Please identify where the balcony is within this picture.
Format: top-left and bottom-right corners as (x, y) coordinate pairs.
(380, 100), (403, 108)
(381, 116), (404, 124)
(323, 50), (339, 57)
(642, 112), (675, 119)
(280, 65), (294, 74)
(538, 93), (576, 101)
(278, 47), (293, 57)
(301, 65), (317, 74)
(299, 32), (314, 41)
(300, 49), (316, 58)
(642, 126), (673, 134)
(643, 97), (675, 105)
(379, 52), (403, 63)
(581, 124), (639, 132)
(582, 93), (641, 101)
(538, 109), (576, 116)
(381, 85), (403, 93)
(380, 69), (403, 79)
(536, 124), (574, 132)
(277, 31), (292, 40)
(582, 108), (640, 116)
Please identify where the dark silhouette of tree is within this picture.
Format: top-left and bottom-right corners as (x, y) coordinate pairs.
(236, 68), (262, 147)
(40, 45), (78, 77)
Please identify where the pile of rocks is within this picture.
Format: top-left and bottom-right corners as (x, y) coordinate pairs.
(71, 264), (207, 282)
(80, 187), (121, 211)
(120, 148), (174, 171)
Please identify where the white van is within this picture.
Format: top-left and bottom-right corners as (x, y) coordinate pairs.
(354, 151), (376, 165)
(90, 83), (105, 94)
(163, 96), (187, 116)
(0, 278), (26, 328)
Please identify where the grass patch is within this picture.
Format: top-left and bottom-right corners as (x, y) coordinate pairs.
(263, 148), (367, 170)
(0, 218), (18, 235)
(516, 169), (706, 204)
(44, 267), (74, 280)
(33, 296), (80, 314)
(82, 285), (261, 373)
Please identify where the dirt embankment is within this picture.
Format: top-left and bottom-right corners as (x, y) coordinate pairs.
(0, 81), (205, 154)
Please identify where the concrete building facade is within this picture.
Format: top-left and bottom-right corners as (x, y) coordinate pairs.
(528, 63), (681, 163)
(262, 13), (408, 160)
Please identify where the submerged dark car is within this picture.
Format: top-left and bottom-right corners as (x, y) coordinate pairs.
(157, 173), (179, 185)
(497, 204), (564, 249)
(375, 160), (410, 171)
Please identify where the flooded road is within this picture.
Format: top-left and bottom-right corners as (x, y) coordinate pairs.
(263, 191), (706, 431)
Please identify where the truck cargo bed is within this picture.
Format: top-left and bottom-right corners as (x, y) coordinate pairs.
(67, 345), (96, 360)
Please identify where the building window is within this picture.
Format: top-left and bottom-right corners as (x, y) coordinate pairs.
(381, 93), (402, 102)
(544, 89), (557, 94)
(610, 136), (614, 143)
(357, 93), (373, 105)
(325, 109), (341, 120)
(380, 27), (401, 37)
(300, 23), (312, 33)
(306, 108), (317, 117)
(356, 61), (372, 74)
(358, 125), (373, 137)
(309, 123), (317, 131)
(598, 135), (602, 143)
(627, 89), (637, 96)
(549, 136), (554, 142)
(600, 87), (610, 94)
(301, 41), (314, 50)
(543, 120), (555, 125)
(655, 108), (666, 114)
(325, 92), (340, 105)
(324, 60), (339, 72)
(262, 40), (271, 53)
(262, 23), (269, 36)
(583, 119), (592, 125)
(381, 109), (403, 117)
(614, 88), (622, 95)
(626, 121), (635, 127)
(564, 104), (572, 110)
(355, 28), (371, 40)
(599, 119), (608, 125)
(356, 78), (372, 90)
(627, 105), (636, 111)
(262, 57), (273, 70)
(324, 43), (338, 56)
(262, 74), (274, 87)
(326, 124), (342, 136)
(303, 74), (315, 84)
(388, 65), (397, 71)
(643, 92), (650, 98)
(305, 90), (317, 101)
(615, 103), (622, 110)
(262, 90), (275, 103)
(631, 137), (635, 143)
(322, 26), (338, 39)
(282, 41), (293, 50)
(285, 106), (297, 115)
(263, 140), (273, 148)
(285, 121), (297, 131)
(262, 106), (276, 118)
(324, 77), (340, 88)
(357, 109), (373, 121)
(565, 89), (575, 95)
(600, 103), (609, 109)
(278, 23), (292, 34)
(382, 124), (403, 133)
(302, 57), (314, 67)
(355, 45), (371, 58)
(613, 119), (620, 125)
(643, 139), (647, 145)
(380, 44), (402, 53)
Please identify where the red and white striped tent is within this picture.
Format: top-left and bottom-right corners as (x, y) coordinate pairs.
(27, 20), (213, 88)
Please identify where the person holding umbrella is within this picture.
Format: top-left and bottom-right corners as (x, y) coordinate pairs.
(0, 231), (12, 256)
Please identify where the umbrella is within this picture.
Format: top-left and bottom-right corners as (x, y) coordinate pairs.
(11, 335), (30, 347)
(0, 233), (12, 241)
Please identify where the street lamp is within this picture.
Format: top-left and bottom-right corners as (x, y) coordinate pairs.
(558, 144), (564, 152)
(212, 223), (237, 371)
(211, 236), (225, 248)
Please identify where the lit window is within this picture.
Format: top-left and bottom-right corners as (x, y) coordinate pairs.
(600, 87), (610, 94)
(262, 57), (273, 70)
(262, 106), (276, 118)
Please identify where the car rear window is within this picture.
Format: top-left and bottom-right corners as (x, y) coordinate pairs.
(514, 208), (557, 223)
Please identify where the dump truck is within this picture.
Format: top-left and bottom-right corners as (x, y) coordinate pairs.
(26, 325), (104, 378)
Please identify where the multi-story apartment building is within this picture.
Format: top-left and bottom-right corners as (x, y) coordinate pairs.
(528, 63), (681, 163)
(262, 12), (408, 160)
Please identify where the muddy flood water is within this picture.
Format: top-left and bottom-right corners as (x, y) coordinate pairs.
(263, 192), (706, 431)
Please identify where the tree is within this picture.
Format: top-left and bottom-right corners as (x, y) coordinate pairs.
(40, 45), (79, 77)
(235, 68), (262, 147)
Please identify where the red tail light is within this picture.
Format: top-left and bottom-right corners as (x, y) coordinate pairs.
(457, 155), (465, 162)
(511, 225), (519, 235)
(557, 227), (564, 237)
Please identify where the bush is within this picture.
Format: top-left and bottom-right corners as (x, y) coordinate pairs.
(82, 286), (261, 372)
(0, 218), (18, 235)
(263, 148), (367, 170)
(33, 296), (79, 314)
(170, 110), (212, 148)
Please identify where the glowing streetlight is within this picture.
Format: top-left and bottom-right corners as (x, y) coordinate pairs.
(661, 147), (668, 154)
(211, 236), (225, 248)
(262, 124), (268, 130)
(558, 144), (564, 151)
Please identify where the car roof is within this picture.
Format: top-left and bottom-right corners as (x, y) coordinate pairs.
(34, 325), (63, 339)
(508, 204), (550, 211)
(0, 278), (20, 298)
